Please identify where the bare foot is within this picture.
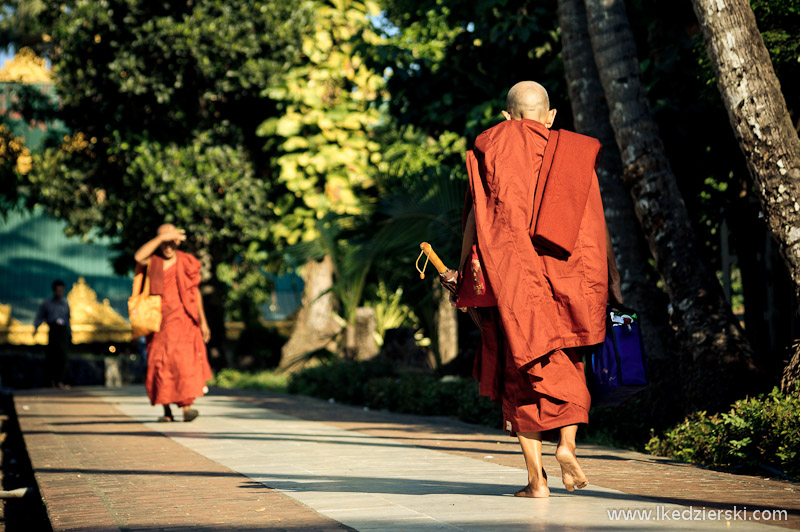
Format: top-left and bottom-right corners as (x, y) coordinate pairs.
(514, 483), (550, 498)
(555, 445), (588, 491)
(514, 468), (549, 498)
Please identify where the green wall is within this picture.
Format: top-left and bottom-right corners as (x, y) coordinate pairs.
(0, 208), (132, 324)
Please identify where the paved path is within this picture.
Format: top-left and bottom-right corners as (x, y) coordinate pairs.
(14, 386), (800, 531)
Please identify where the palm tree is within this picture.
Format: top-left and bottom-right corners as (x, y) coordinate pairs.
(584, 0), (758, 412)
(370, 163), (468, 366)
(689, 0), (800, 391)
(557, 0), (671, 363)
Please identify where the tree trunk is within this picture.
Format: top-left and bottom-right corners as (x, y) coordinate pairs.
(343, 307), (379, 361)
(557, 0), (672, 363)
(355, 307), (379, 361)
(584, 0), (758, 413)
(279, 256), (342, 371)
(434, 280), (458, 367)
(781, 343), (800, 393)
(689, 0), (800, 391)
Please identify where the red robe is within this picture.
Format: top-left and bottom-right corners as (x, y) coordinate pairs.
(145, 251), (212, 406)
(466, 119), (608, 435)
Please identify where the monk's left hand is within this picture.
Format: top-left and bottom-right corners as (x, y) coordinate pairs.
(201, 322), (211, 343)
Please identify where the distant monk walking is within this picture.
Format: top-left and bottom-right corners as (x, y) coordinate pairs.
(460, 81), (622, 497)
(134, 224), (212, 422)
(33, 279), (71, 389)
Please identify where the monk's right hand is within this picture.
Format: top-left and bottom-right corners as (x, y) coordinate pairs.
(440, 268), (459, 294)
(160, 227), (187, 244)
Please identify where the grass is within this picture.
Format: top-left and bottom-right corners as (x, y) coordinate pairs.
(210, 368), (289, 393)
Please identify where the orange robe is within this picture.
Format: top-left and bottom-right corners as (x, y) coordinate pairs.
(466, 119), (608, 435)
(145, 251), (212, 406)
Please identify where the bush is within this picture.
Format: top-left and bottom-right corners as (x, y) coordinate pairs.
(234, 323), (286, 370)
(287, 360), (501, 427)
(211, 368), (289, 393)
(646, 387), (800, 480)
(287, 359), (397, 404)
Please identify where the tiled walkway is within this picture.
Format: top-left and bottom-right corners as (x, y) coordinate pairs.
(14, 387), (800, 531)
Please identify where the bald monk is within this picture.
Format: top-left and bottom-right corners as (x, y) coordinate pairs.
(455, 81), (623, 497)
(134, 224), (213, 422)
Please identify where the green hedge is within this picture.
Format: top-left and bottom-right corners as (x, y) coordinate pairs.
(287, 360), (500, 427)
(646, 387), (800, 480)
(211, 368), (289, 392)
(287, 359), (397, 405)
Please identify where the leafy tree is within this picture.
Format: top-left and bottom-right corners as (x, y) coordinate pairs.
(360, 0), (568, 363)
(6, 0), (311, 366)
(372, 0), (564, 140)
(0, 0), (47, 51)
(0, 123), (32, 212)
(258, 0), (385, 250)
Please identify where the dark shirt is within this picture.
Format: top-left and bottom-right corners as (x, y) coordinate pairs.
(34, 297), (71, 335)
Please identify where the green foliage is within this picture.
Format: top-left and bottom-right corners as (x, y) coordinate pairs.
(29, 130), (268, 274)
(258, 0), (385, 249)
(282, 213), (375, 327)
(365, 282), (420, 345)
(211, 368), (289, 393)
(646, 387), (800, 480)
(0, 124), (31, 212)
(215, 247), (273, 321)
(371, 0), (563, 139)
(11, 0), (309, 276)
(364, 375), (499, 426)
(288, 359), (397, 404)
(0, 0), (47, 53)
(365, 134), (468, 346)
(40, 0), (308, 144)
(5, 0), (319, 332)
(751, 0), (800, 102)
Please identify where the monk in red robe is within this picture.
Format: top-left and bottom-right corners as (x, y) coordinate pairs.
(134, 224), (213, 422)
(456, 81), (622, 497)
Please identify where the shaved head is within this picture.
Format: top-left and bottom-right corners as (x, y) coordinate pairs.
(157, 223), (176, 235)
(505, 81), (554, 124)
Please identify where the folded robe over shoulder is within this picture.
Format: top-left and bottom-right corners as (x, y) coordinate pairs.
(465, 119), (607, 405)
(531, 130), (601, 260)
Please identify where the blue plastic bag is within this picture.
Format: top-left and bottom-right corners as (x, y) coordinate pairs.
(588, 308), (648, 408)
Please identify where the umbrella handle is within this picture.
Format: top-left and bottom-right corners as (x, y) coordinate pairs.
(417, 242), (449, 279)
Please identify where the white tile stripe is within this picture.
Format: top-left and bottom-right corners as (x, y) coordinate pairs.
(96, 388), (781, 532)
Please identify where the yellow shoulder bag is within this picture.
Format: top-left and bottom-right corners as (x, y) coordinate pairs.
(128, 264), (162, 338)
